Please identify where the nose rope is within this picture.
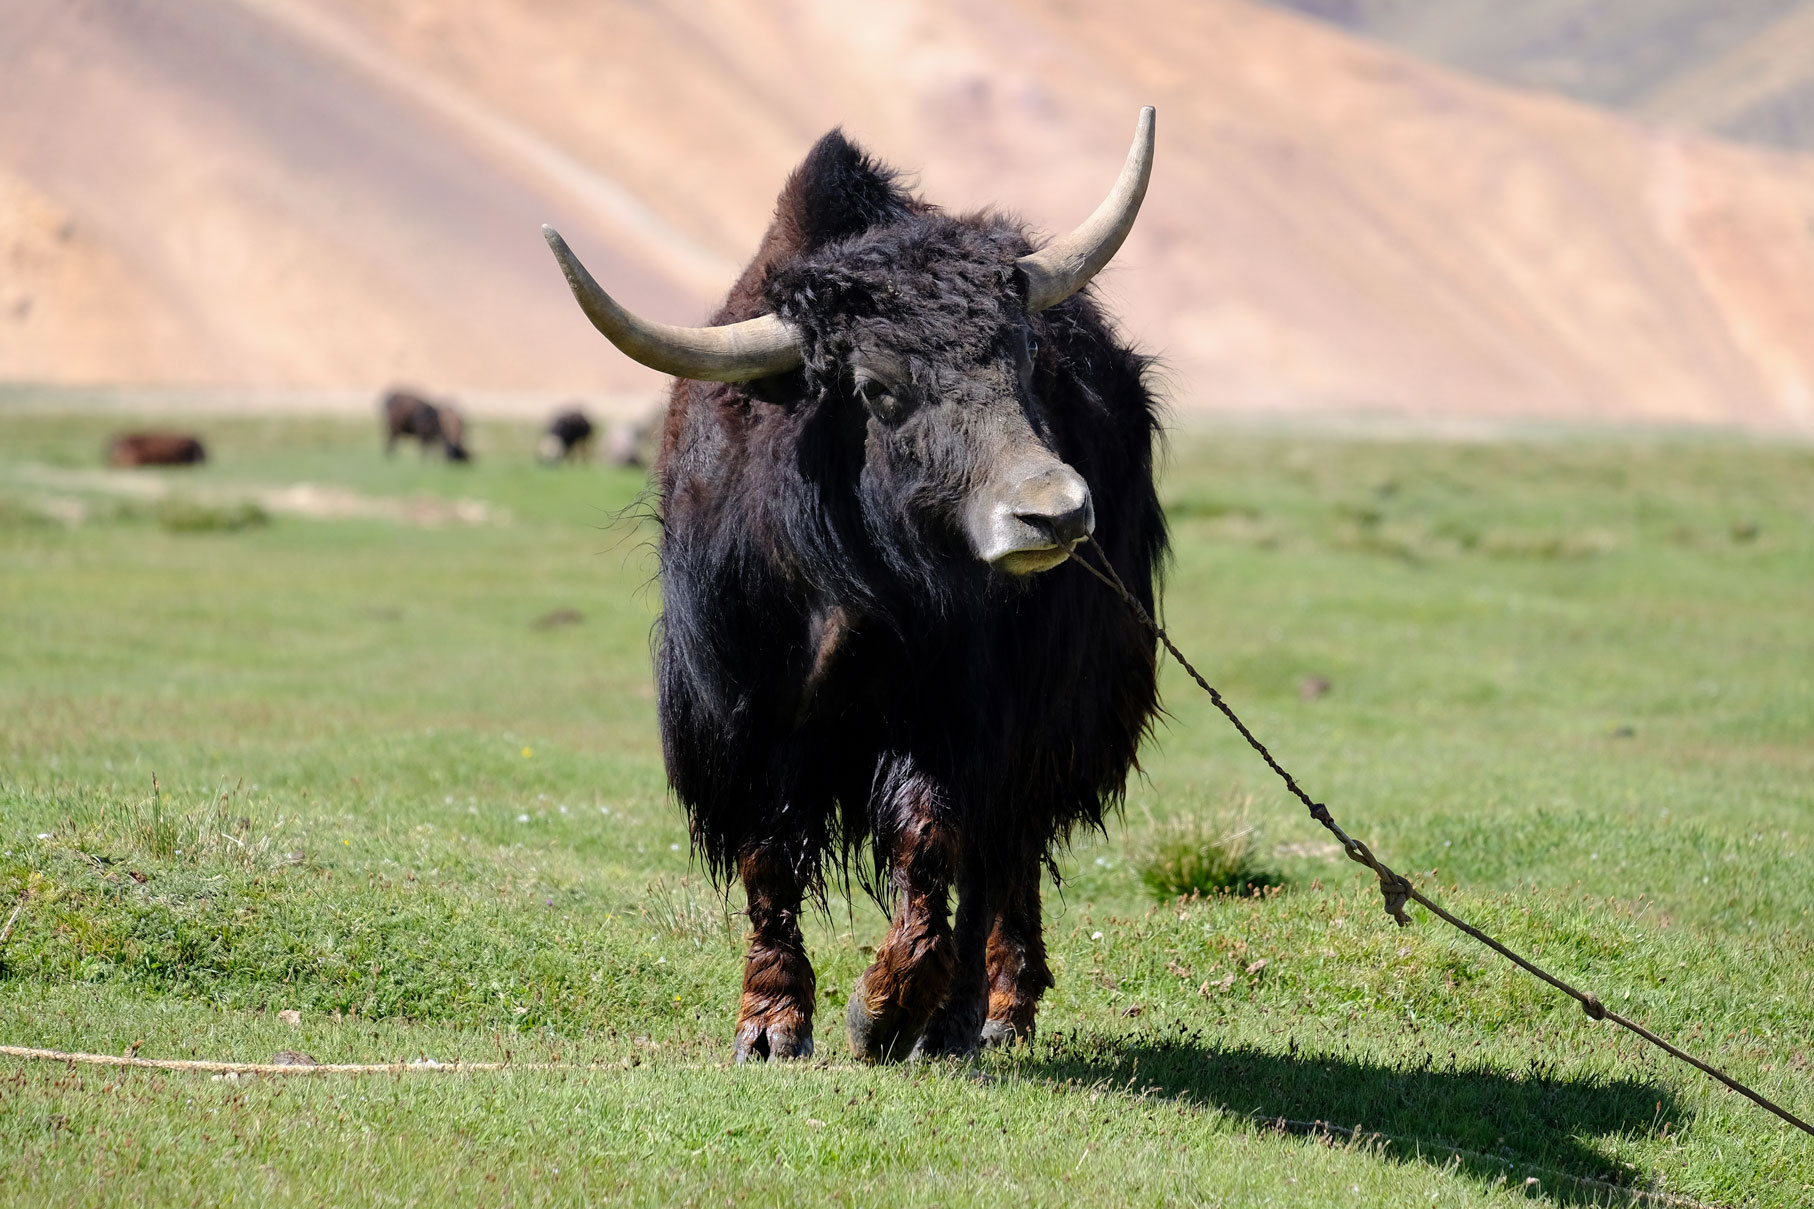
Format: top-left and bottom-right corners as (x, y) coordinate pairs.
(1070, 537), (1814, 1140)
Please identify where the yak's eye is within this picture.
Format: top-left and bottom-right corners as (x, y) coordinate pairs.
(1018, 329), (1040, 373)
(855, 374), (908, 422)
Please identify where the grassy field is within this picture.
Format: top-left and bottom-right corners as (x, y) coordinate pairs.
(0, 400), (1809, 1206)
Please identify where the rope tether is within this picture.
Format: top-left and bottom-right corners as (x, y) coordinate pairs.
(1071, 537), (1814, 1140)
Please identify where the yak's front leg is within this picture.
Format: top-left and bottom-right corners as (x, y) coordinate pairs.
(734, 845), (816, 1062)
(847, 762), (959, 1062)
(982, 846), (1053, 1046)
(907, 857), (994, 1059)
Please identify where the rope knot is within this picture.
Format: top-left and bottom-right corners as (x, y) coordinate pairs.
(1581, 993), (1607, 1021)
(1379, 878), (1412, 928)
(1342, 841), (1412, 927)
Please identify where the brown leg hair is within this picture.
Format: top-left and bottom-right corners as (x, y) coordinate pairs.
(982, 847), (1052, 1046)
(847, 771), (960, 1063)
(733, 845), (816, 1062)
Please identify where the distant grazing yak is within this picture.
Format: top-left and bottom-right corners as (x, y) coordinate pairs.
(537, 407), (595, 464)
(108, 432), (206, 467)
(381, 389), (470, 462)
(544, 109), (1165, 1062)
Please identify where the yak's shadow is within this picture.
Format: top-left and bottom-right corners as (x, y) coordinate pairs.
(1024, 1025), (1684, 1205)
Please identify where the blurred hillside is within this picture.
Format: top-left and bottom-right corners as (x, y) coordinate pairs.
(2, 0), (1812, 429)
(1269, 0), (1814, 151)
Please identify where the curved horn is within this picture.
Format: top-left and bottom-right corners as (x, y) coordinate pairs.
(542, 225), (803, 382)
(1017, 107), (1155, 313)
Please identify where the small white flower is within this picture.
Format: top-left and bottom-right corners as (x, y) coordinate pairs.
(517, 814), (530, 823)
(670, 843), (680, 851)
(1091, 931), (1104, 941)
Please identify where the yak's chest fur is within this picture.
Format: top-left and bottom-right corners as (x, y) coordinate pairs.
(653, 358), (1163, 889)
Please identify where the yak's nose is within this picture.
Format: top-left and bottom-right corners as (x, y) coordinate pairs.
(971, 462), (1096, 574)
(1013, 465), (1095, 547)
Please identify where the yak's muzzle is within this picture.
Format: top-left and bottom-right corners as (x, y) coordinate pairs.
(970, 460), (1095, 575)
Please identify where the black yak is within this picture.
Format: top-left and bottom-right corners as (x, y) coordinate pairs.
(381, 389), (470, 462)
(108, 432), (206, 467)
(537, 407), (595, 464)
(545, 109), (1165, 1063)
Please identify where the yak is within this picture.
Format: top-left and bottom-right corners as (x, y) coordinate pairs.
(537, 407), (596, 464)
(381, 389), (470, 462)
(108, 432), (206, 467)
(544, 109), (1165, 1063)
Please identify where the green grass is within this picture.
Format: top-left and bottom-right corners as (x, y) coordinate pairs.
(1132, 799), (1282, 901)
(1, 399), (1810, 1206)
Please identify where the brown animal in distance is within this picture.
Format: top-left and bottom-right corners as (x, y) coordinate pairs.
(381, 389), (471, 462)
(107, 432), (206, 467)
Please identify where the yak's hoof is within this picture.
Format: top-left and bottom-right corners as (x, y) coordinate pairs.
(980, 1018), (1030, 1049)
(734, 1019), (814, 1063)
(908, 1002), (987, 1061)
(846, 980), (922, 1064)
(906, 1029), (980, 1062)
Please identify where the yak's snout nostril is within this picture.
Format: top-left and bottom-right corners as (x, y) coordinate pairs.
(1009, 466), (1094, 548)
(1015, 500), (1093, 548)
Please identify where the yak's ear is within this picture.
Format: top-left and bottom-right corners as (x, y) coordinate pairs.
(770, 130), (918, 256)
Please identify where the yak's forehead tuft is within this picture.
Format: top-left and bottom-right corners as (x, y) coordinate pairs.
(766, 216), (1031, 354)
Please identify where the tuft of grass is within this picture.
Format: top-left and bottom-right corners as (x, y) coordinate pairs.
(1134, 802), (1283, 901)
(640, 874), (738, 944)
(41, 778), (305, 873)
(153, 497), (269, 533)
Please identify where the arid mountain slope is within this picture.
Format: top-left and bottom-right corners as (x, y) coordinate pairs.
(0, 0), (710, 396)
(1267, 0), (1814, 151)
(3, 0), (1812, 429)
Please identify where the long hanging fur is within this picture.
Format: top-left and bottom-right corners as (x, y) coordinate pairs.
(653, 131), (1167, 900)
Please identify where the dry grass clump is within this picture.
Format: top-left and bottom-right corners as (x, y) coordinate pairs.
(153, 497), (269, 533)
(1134, 801), (1282, 902)
(55, 779), (308, 874)
(640, 875), (736, 944)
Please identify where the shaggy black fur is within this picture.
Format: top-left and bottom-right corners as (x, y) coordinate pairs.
(654, 129), (1166, 909)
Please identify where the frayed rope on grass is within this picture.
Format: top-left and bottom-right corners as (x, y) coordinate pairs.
(0, 1041), (1725, 1204)
(0, 1045), (602, 1076)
